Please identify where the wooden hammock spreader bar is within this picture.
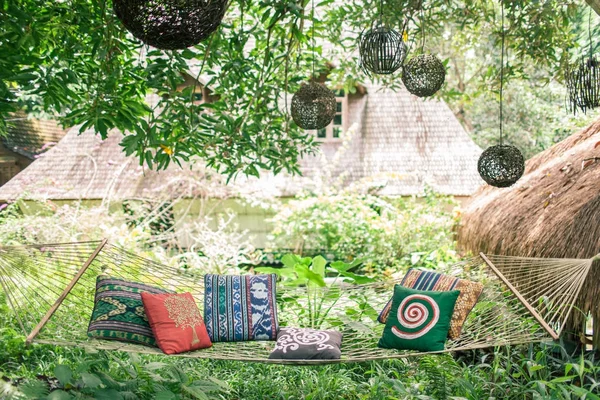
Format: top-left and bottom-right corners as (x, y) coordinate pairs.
(479, 252), (560, 341)
(25, 239), (108, 345)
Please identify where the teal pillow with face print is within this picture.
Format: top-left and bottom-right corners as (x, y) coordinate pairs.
(378, 285), (460, 352)
(204, 274), (279, 342)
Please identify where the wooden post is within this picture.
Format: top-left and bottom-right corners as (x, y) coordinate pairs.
(479, 252), (560, 341)
(25, 239), (108, 345)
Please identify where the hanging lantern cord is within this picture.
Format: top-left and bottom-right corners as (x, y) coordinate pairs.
(499, 0), (505, 145)
(420, 0), (425, 53)
(378, 0), (384, 25)
(312, 0), (315, 79)
(589, 8), (593, 61)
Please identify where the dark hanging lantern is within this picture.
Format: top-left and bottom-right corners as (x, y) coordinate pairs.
(478, 0), (524, 188)
(401, 54), (446, 97)
(359, 23), (407, 75)
(566, 56), (600, 114)
(113, 0), (228, 50)
(291, 82), (337, 130)
(477, 145), (525, 188)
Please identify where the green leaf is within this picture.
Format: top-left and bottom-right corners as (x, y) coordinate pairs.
(10, 72), (37, 82)
(549, 375), (575, 383)
(19, 379), (50, 398)
(281, 254), (300, 269)
(337, 271), (375, 284)
(47, 390), (73, 400)
(295, 264), (326, 287)
(94, 389), (124, 400)
(182, 385), (210, 400)
(311, 256), (326, 278)
(283, 279), (308, 287)
(81, 372), (103, 389)
(143, 362), (169, 371)
(154, 391), (177, 400)
(299, 257), (313, 266)
(54, 365), (72, 387)
(329, 260), (357, 273)
(180, 49), (197, 60)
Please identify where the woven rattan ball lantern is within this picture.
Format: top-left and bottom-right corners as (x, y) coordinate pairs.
(291, 82), (337, 130)
(566, 56), (600, 114)
(359, 25), (407, 75)
(113, 0), (228, 50)
(477, 144), (525, 188)
(401, 54), (446, 97)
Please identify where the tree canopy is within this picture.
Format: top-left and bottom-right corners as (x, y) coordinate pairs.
(0, 0), (596, 177)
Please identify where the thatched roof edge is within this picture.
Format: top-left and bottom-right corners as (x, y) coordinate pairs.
(458, 117), (600, 259)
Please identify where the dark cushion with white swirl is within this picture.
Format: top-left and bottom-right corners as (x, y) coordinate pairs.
(378, 285), (460, 352)
(269, 327), (343, 360)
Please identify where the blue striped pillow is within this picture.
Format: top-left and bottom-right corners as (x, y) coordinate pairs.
(204, 274), (279, 342)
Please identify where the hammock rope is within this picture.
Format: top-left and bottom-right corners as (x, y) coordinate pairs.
(0, 240), (593, 365)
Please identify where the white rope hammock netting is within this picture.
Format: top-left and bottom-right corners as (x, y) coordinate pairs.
(0, 240), (593, 364)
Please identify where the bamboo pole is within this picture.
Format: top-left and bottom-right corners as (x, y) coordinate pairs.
(25, 239), (108, 345)
(479, 252), (560, 341)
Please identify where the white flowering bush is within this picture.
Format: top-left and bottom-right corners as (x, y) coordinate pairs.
(0, 199), (259, 275)
(174, 211), (262, 275)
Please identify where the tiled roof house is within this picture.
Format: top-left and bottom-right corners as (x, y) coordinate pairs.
(0, 114), (67, 186)
(0, 26), (484, 247)
(0, 82), (483, 202)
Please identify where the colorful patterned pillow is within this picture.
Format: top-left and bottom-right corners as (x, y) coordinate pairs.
(87, 276), (169, 346)
(204, 274), (279, 342)
(269, 328), (342, 360)
(378, 268), (483, 339)
(378, 285), (460, 352)
(141, 292), (212, 354)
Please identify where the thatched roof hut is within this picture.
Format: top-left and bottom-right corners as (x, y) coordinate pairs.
(458, 117), (600, 258)
(458, 117), (600, 347)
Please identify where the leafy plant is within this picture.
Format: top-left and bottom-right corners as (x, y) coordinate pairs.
(7, 361), (229, 400)
(268, 189), (460, 273)
(257, 254), (373, 329)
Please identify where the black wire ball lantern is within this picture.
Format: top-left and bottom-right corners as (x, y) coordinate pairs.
(477, 145), (525, 188)
(401, 54), (446, 97)
(113, 0), (228, 50)
(359, 23), (408, 75)
(566, 56), (600, 114)
(291, 82), (337, 130)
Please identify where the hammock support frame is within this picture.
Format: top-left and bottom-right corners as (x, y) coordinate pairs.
(0, 240), (593, 364)
(479, 253), (559, 340)
(25, 239), (108, 345)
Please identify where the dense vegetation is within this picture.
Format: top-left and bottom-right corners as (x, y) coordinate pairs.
(2, 316), (600, 399)
(1, 193), (600, 398)
(3, 1), (600, 397)
(2, 0), (599, 175)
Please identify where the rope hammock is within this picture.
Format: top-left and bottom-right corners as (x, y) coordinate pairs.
(0, 240), (593, 365)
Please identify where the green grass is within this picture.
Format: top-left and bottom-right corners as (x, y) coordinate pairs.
(2, 290), (600, 399)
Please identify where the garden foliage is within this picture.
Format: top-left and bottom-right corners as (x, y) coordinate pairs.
(2, 0), (596, 175)
(268, 188), (460, 274)
(1, 195), (600, 398)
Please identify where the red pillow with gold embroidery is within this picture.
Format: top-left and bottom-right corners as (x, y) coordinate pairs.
(141, 292), (212, 354)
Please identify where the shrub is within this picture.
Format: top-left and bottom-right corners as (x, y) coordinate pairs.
(268, 188), (460, 273)
(0, 200), (259, 275)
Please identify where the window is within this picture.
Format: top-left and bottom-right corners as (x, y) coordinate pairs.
(313, 89), (347, 141)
